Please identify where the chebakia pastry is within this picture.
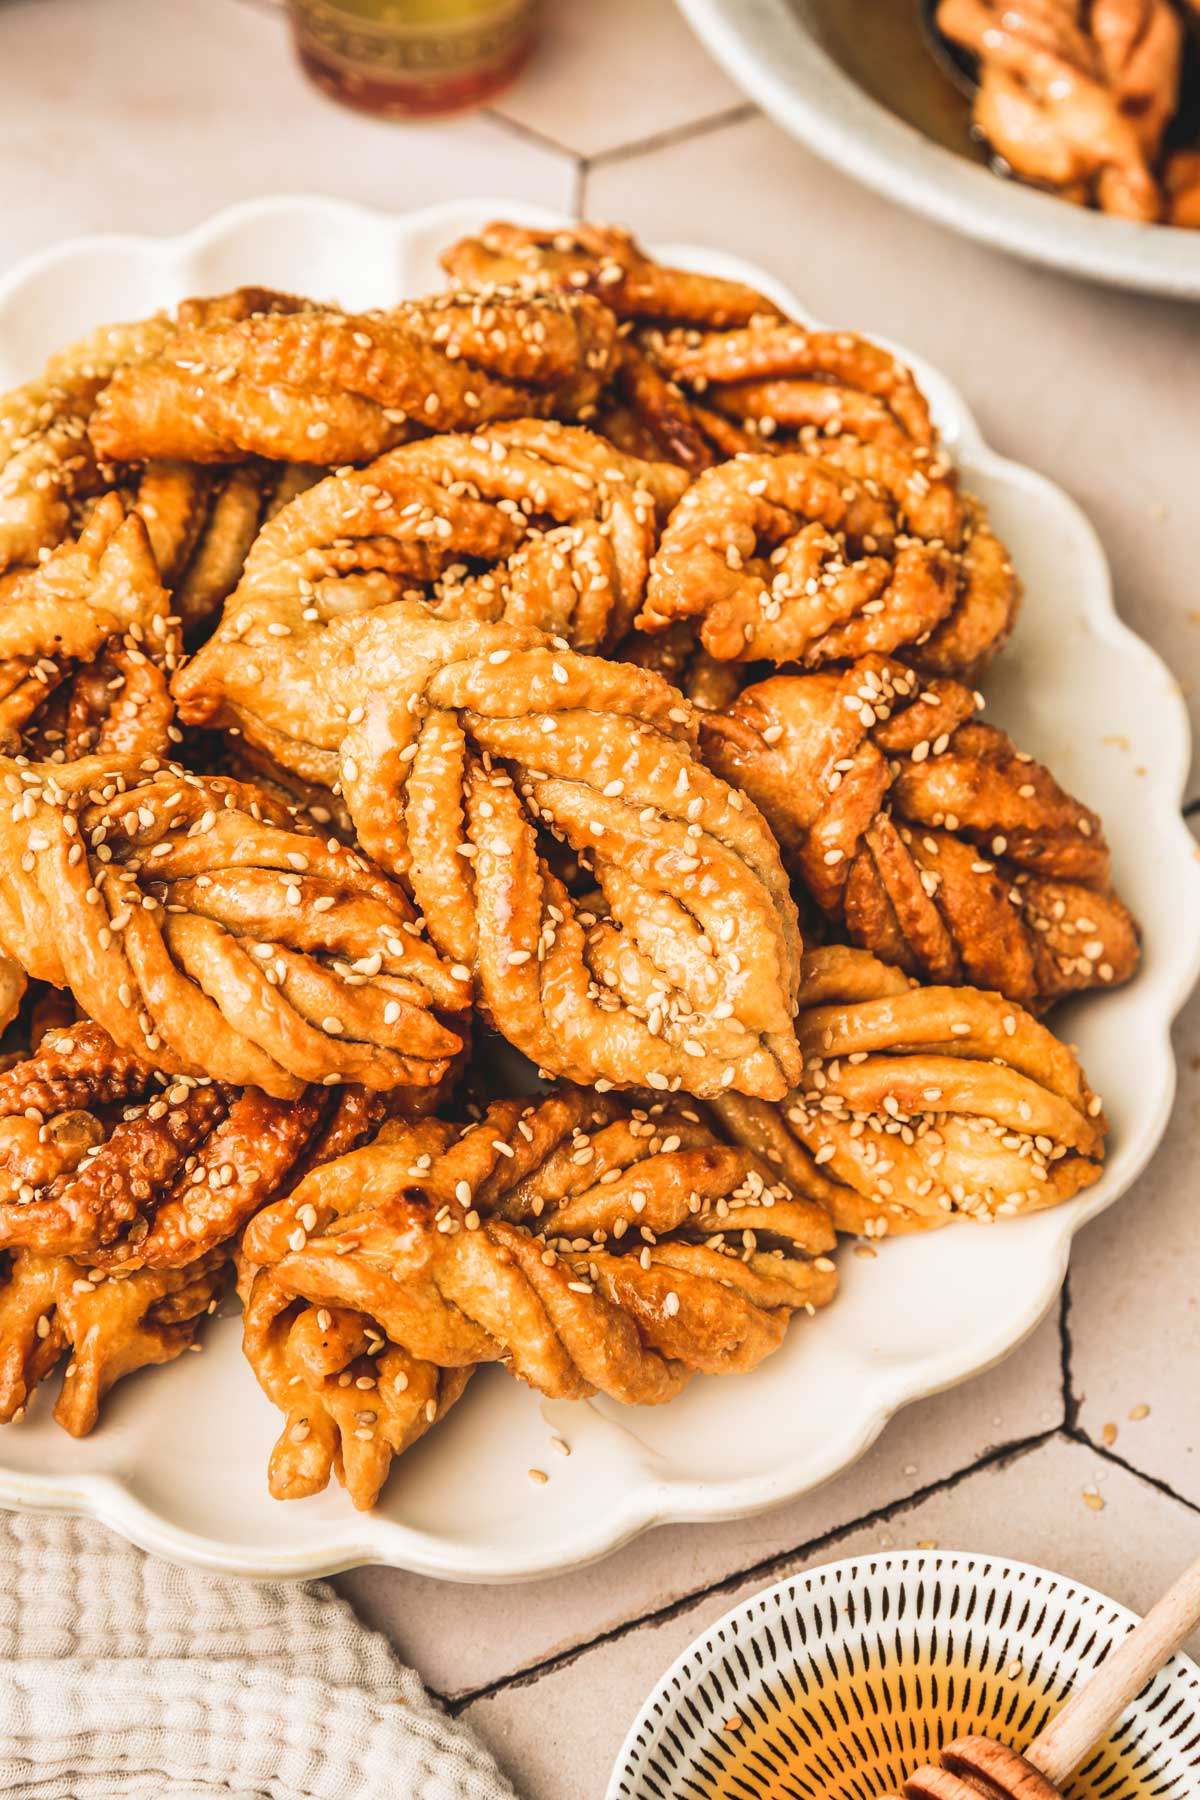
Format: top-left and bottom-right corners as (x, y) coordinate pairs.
(641, 445), (1018, 679)
(937, 0), (1197, 225)
(0, 287), (307, 582)
(0, 223), (1130, 1507)
(711, 945), (1107, 1236)
(239, 1247), (472, 1510)
(700, 656), (1138, 1008)
(0, 494), (177, 762)
(442, 220), (936, 468)
(107, 457), (319, 642)
(0, 752), (470, 1095)
(174, 421), (688, 657)
(0, 1243), (229, 1437)
(0, 1020), (431, 1267)
(0, 491), (181, 1033)
(237, 1088), (837, 1504)
(175, 603), (804, 1098)
(89, 288), (618, 466)
(0, 1014), (459, 1440)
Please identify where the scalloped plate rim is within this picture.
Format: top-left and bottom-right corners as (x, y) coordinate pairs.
(0, 195), (1192, 1582)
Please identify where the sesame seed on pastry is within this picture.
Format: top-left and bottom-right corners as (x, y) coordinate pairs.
(700, 655), (1139, 1009)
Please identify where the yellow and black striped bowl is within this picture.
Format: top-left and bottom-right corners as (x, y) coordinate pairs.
(607, 1553), (1200, 1800)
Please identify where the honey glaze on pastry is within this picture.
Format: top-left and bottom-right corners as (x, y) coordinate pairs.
(0, 493), (178, 762)
(0, 1243), (228, 1436)
(172, 421), (687, 660)
(701, 656), (1138, 1008)
(0, 1020), (460, 1268)
(89, 289), (618, 466)
(0, 754), (470, 1096)
(179, 602), (804, 1098)
(711, 946), (1107, 1236)
(442, 221), (936, 468)
(641, 444), (1018, 679)
(239, 1256), (471, 1511)
(242, 1090), (838, 1419)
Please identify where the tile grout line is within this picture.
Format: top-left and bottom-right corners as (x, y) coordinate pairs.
(441, 1424), (1200, 1714)
(482, 107), (583, 165)
(1065, 1428), (1200, 1519)
(584, 102), (761, 171)
(440, 1427), (1060, 1714)
(483, 101), (758, 173)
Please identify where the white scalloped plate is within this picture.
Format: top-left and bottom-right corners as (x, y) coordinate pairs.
(0, 197), (1194, 1582)
(607, 1551), (1200, 1797)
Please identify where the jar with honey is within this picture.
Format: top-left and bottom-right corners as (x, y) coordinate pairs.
(285, 0), (538, 119)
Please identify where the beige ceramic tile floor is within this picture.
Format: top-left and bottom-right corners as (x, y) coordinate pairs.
(2, 2), (1196, 1794)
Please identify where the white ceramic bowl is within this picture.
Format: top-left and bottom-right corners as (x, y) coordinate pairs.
(608, 1551), (1200, 1798)
(0, 196), (1195, 1581)
(676, 0), (1200, 299)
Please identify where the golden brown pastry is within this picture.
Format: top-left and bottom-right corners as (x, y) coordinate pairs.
(710, 945), (1107, 1235)
(615, 618), (745, 713)
(1165, 148), (1200, 226)
(441, 220), (780, 327)
(700, 656), (1139, 1008)
(89, 289), (618, 466)
(176, 603), (803, 1098)
(0, 493), (177, 762)
(121, 457), (319, 640)
(441, 221), (936, 469)
(240, 1261), (471, 1510)
(176, 422), (688, 658)
(0, 375), (107, 575)
(0, 1018), (450, 1268)
(0, 289), (304, 581)
(938, 0), (1185, 221)
(0, 1242), (227, 1435)
(0, 754), (470, 1096)
(242, 1090), (838, 1429)
(642, 444), (1017, 679)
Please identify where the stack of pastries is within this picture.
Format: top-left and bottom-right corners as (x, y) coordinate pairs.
(0, 222), (1136, 1510)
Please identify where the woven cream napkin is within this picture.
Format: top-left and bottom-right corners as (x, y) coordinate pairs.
(0, 1511), (518, 1800)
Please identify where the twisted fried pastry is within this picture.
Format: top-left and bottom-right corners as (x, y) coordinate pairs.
(441, 220), (780, 327)
(441, 221), (936, 469)
(119, 457), (318, 639)
(177, 601), (803, 1098)
(89, 288), (618, 467)
(700, 656), (1139, 1008)
(0, 493), (177, 762)
(616, 619), (745, 714)
(177, 422), (687, 659)
(0, 289), (304, 579)
(938, 0), (1183, 220)
(0, 1242), (227, 1435)
(242, 1090), (837, 1442)
(0, 1019), (450, 1268)
(0, 753), (469, 1096)
(711, 945), (1106, 1236)
(641, 444), (1018, 678)
(240, 1265), (471, 1510)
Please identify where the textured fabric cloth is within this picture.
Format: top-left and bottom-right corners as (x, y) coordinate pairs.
(0, 1511), (518, 1800)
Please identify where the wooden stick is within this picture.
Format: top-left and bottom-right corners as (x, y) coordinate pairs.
(1025, 1553), (1200, 1787)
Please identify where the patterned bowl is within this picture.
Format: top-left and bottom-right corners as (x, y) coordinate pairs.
(607, 1551), (1200, 1799)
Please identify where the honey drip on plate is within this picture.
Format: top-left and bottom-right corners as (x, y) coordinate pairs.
(711, 1646), (1172, 1799)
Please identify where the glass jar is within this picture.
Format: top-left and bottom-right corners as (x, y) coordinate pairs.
(286, 0), (539, 119)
